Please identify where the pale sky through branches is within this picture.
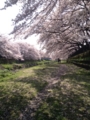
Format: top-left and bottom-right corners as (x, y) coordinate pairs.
(0, 1), (41, 50)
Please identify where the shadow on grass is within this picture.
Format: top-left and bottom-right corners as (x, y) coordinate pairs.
(1, 63), (90, 120)
(35, 89), (90, 120)
(35, 66), (90, 120)
(0, 86), (30, 120)
(0, 76), (47, 120)
(0, 64), (59, 120)
(15, 65), (59, 91)
(16, 76), (48, 92)
(61, 68), (90, 91)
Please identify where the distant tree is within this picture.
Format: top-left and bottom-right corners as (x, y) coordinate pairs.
(18, 42), (41, 60)
(0, 35), (22, 60)
(0, 35), (41, 61)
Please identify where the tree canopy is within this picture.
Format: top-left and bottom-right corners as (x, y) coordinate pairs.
(1, 0), (90, 58)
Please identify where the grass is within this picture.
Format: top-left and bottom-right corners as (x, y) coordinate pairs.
(35, 65), (90, 120)
(0, 70), (36, 119)
(0, 61), (90, 120)
(0, 82), (37, 120)
(0, 60), (57, 120)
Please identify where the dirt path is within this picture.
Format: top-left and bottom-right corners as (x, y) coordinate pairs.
(17, 63), (90, 120)
(18, 64), (79, 120)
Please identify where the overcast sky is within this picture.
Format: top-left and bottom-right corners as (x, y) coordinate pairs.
(0, 1), (41, 50)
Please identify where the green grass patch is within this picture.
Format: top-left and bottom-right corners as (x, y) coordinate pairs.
(35, 64), (90, 120)
(0, 81), (37, 120)
(0, 61), (58, 120)
(1, 62), (90, 120)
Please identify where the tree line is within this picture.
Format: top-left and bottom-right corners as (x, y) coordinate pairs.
(0, 35), (41, 61)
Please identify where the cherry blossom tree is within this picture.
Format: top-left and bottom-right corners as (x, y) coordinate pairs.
(1, 0), (90, 57)
(0, 35), (22, 60)
(18, 42), (41, 60)
(0, 35), (41, 60)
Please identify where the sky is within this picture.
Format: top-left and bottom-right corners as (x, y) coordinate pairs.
(0, 1), (41, 50)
